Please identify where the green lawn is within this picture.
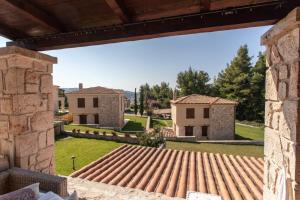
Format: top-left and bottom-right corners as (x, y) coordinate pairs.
(166, 141), (263, 157)
(123, 115), (147, 131)
(152, 118), (172, 129)
(55, 137), (124, 175)
(235, 123), (264, 141)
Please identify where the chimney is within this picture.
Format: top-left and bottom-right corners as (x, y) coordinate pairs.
(173, 87), (177, 100)
(79, 83), (83, 90)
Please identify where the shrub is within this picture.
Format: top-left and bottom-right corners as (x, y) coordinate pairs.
(77, 129), (80, 133)
(85, 130), (90, 134)
(112, 131), (117, 136)
(125, 133), (130, 137)
(137, 130), (165, 148)
(72, 129), (76, 133)
(102, 131), (106, 136)
(93, 131), (99, 135)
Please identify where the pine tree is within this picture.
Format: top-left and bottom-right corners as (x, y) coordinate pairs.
(214, 45), (252, 120)
(139, 86), (144, 116)
(134, 88), (138, 115)
(249, 52), (266, 121)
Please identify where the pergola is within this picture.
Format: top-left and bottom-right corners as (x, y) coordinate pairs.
(0, 0), (299, 199)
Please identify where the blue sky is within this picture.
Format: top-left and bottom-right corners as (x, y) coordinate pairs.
(0, 26), (270, 91)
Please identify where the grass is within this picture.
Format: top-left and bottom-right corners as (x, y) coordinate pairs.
(55, 136), (124, 175)
(122, 115), (147, 131)
(64, 124), (121, 135)
(235, 123), (264, 141)
(166, 141), (263, 157)
(152, 118), (172, 129)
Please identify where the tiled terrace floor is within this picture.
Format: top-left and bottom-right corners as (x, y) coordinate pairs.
(71, 145), (264, 200)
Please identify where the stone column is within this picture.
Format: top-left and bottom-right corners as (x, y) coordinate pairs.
(261, 7), (300, 200)
(0, 46), (57, 174)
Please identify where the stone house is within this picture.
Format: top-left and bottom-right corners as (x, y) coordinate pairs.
(171, 94), (238, 140)
(66, 84), (124, 129)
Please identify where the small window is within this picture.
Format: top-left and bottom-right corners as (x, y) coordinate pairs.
(202, 126), (208, 137)
(186, 108), (195, 119)
(77, 98), (85, 108)
(204, 108), (210, 118)
(94, 114), (99, 124)
(185, 126), (194, 136)
(93, 97), (98, 108)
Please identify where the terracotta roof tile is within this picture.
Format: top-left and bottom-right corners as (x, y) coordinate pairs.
(67, 86), (123, 95)
(71, 145), (263, 199)
(171, 94), (238, 105)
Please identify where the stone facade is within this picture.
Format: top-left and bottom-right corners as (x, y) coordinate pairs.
(66, 86), (124, 129)
(261, 7), (300, 200)
(171, 95), (237, 140)
(0, 46), (56, 174)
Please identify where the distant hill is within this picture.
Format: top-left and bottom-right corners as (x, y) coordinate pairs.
(62, 88), (135, 101)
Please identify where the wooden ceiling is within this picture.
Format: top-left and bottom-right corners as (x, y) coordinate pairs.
(0, 0), (298, 50)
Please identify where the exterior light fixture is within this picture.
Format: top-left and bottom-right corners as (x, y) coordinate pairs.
(71, 155), (76, 171)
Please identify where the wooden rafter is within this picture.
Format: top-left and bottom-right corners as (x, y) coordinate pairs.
(0, 22), (27, 40)
(200, 0), (211, 11)
(105, 0), (130, 23)
(0, 0), (65, 32)
(7, 1), (300, 51)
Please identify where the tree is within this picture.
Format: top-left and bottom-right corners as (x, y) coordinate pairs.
(176, 67), (211, 96)
(214, 44), (252, 120)
(249, 52), (266, 121)
(139, 86), (144, 116)
(134, 88), (138, 115)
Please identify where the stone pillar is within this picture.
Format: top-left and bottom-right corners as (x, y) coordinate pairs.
(0, 46), (57, 174)
(261, 7), (300, 200)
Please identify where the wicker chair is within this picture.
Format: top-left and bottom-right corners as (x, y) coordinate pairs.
(0, 157), (68, 197)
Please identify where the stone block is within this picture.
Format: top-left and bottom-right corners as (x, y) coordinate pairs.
(279, 64), (288, 80)
(279, 101), (298, 141)
(31, 111), (53, 132)
(271, 112), (280, 130)
(289, 62), (299, 98)
(6, 55), (33, 69)
(25, 70), (40, 84)
(0, 58), (7, 70)
(33, 61), (47, 72)
(29, 154), (36, 166)
(47, 93), (53, 111)
(46, 128), (54, 146)
(277, 28), (300, 63)
(9, 115), (29, 135)
(38, 132), (47, 149)
(47, 64), (53, 73)
(15, 156), (29, 169)
(0, 97), (12, 114)
(265, 101), (272, 128)
(15, 132), (38, 158)
(36, 145), (53, 162)
(278, 81), (287, 100)
(12, 94), (41, 114)
(0, 71), (3, 93)
(0, 121), (9, 138)
(25, 83), (39, 93)
(40, 75), (52, 94)
(36, 158), (51, 171)
(270, 45), (282, 65)
(265, 68), (278, 101)
(4, 68), (25, 94)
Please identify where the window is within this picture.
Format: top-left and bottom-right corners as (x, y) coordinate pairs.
(185, 126), (194, 136)
(79, 115), (87, 124)
(186, 108), (195, 119)
(202, 126), (208, 137)
(77, 98), (85, 108)
(204, 108), (210, 118)
(94, 114), (99, 124)
(93, 97), (98, 108)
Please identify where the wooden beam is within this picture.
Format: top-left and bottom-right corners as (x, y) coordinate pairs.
(0, 22), (28, 40)
(0, 0), (66, 32)
(105, 0), (130, 23)
(7, 1), (300, 51)
(200, 0), (211, 11)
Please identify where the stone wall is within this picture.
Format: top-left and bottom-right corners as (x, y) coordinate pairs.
(0, 46), (57, 174)
(261, 7), (300, 200)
